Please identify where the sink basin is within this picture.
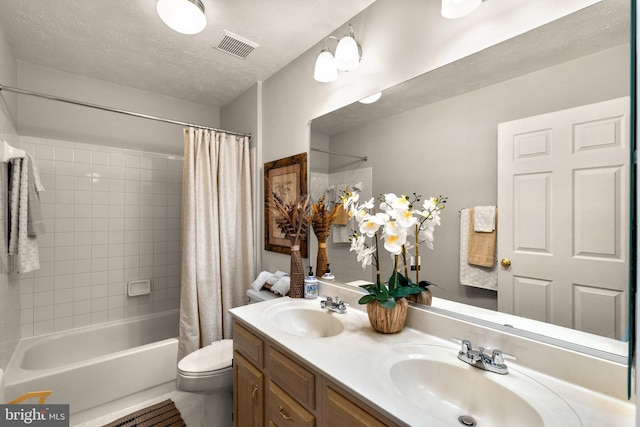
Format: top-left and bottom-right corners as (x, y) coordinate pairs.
(374, 344), (581, 427)
(262, 299), (363, 338)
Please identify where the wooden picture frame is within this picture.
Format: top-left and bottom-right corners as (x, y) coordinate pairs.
(264, 152), (308, 257)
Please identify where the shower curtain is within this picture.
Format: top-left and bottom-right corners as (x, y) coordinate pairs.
(178, 128), (255, 360)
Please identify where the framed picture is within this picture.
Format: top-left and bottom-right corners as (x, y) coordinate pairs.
(264, 152), (308, 257)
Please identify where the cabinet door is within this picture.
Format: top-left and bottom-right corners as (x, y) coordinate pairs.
(267, 381), (315, 427)
(234, 352), (264, 427)
(324, 386), (394, 427)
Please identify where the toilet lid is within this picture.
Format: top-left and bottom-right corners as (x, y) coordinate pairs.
(178, 339), (233, 375)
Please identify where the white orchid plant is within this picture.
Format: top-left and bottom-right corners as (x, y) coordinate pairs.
(341, 190), (447, 309)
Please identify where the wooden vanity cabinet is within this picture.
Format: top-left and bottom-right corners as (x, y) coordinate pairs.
(233, 320), (400, 427)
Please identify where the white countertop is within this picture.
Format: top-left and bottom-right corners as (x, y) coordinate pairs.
(230, 291), (635, 427)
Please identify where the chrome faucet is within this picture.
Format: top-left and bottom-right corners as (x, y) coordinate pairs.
(454, 339), (514, 375)
(320, 296), (348, 314)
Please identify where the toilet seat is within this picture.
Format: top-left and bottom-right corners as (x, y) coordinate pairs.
(178, 339), (233, 377)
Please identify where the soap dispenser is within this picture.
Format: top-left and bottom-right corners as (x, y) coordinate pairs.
(304, 266), (318, 299)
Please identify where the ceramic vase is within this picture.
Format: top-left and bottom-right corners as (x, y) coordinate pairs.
(366, 298), (408, 334)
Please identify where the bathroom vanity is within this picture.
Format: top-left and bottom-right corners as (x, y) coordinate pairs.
(230, 281), (635, 426)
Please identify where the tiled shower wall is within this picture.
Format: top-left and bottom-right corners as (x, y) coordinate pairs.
(0, 107), (18, 369)
(14, 136), (182, 337)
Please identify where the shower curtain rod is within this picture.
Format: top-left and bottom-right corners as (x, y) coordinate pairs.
(0, 84), (251, 139)
(310, 147), (367, 162)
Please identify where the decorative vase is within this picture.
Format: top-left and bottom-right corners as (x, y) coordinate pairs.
(366, 298), (409, 334)
(407, 288), (432, 306)
(316, 241), (328, 277)
(289, 245), (305, 298)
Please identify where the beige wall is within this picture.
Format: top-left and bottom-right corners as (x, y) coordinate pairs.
(16, 61), (220, 156)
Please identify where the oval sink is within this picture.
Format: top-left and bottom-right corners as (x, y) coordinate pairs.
(262, 299), (362, 338)
(374, 344), (581, 427)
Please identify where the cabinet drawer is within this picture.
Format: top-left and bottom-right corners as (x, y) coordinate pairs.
(234, 321), (264, 368)
(268, 347), (315, 409)
(268, 381), (315, 427)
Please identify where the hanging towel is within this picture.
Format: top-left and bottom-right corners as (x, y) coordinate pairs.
(473, 205), (496, 232)
(459, 208), (497, 290)
(9, 156), (44, 273)
(468, 207), (497, 268)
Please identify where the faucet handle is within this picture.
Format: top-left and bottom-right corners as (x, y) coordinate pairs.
(452, 337), (472, 353)
(491, 349), (516, 365)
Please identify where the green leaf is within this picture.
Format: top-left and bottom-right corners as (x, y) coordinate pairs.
(358, 295), (375, 305)
(378, 298), (397, 309)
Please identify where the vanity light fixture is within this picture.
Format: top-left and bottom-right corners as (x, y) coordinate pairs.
(441, 0), (483, 19)
(334, 24), (361, 71)
(358, 92), (382, 104)
(314, 37), (339, 83)
(313, 24), (362, 83)
(157, 0), (207, 35)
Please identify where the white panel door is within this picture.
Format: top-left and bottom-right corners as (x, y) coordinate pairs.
(497, 97), (629, 339)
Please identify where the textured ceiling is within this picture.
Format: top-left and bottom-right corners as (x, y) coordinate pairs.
(0, 0), (375, 108)
(311, 0), (630, 136)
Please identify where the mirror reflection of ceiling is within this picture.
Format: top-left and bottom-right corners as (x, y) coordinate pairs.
(311, 0), (629, 136)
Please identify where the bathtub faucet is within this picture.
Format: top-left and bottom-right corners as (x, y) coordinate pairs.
(320, 296), (348, 314)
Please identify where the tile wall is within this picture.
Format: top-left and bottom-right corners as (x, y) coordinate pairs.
(0, 107), (18, 369)
(15, 136), (183, 337)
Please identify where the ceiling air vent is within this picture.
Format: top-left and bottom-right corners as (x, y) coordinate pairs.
(215, 30), (259, 59)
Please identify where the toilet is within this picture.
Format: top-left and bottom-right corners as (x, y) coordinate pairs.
(177, 289), (280, 426)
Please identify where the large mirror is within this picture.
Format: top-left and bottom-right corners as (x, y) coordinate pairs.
(309, 0), (632, 361)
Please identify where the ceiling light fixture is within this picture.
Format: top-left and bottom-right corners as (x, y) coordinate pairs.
(441, 0), (483, 19)
(313, 24), (361, 83)
(157, 0), (207, 35)
(358, 92), (382, 104)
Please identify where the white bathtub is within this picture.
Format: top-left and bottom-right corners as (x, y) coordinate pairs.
(4, 310), (179, 416)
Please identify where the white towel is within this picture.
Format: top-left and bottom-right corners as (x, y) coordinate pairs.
(271, 276), (290, 296)
(9, 157), (41, 273)
(473, 206), (496, 232)
(251, 271), (274, 291)
(460, 209), (497, 290)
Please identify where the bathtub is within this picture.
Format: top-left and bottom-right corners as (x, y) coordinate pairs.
(4, 310), (179, 416)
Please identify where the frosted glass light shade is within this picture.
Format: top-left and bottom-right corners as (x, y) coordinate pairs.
(314, 49), (338, 83)
(441, 0), (482, 19)
(157, 0), (207, 35)
(335, 36), (360, 71)
(358, 92), (382, 104)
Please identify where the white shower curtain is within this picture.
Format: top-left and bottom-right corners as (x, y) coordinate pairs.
(178, 128), (255, 360)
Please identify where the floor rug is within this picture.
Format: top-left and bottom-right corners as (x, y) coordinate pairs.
(103, 399), (186, 427)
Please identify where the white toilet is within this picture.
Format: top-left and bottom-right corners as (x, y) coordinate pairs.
(177, 289), (279, 426)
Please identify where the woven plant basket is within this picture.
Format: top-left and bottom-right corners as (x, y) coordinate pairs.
(407, 289), (432, 306)
(366, 297), (409, 334)
(289, 246), (305, 298)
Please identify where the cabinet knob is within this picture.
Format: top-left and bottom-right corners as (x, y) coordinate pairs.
(279, 406), (295, 422)
(501, 258), (511, 267)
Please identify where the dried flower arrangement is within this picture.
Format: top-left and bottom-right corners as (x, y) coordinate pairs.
(267, 184), (311, 297)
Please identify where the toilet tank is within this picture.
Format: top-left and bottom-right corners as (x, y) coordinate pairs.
(246, 288), (281, 304)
